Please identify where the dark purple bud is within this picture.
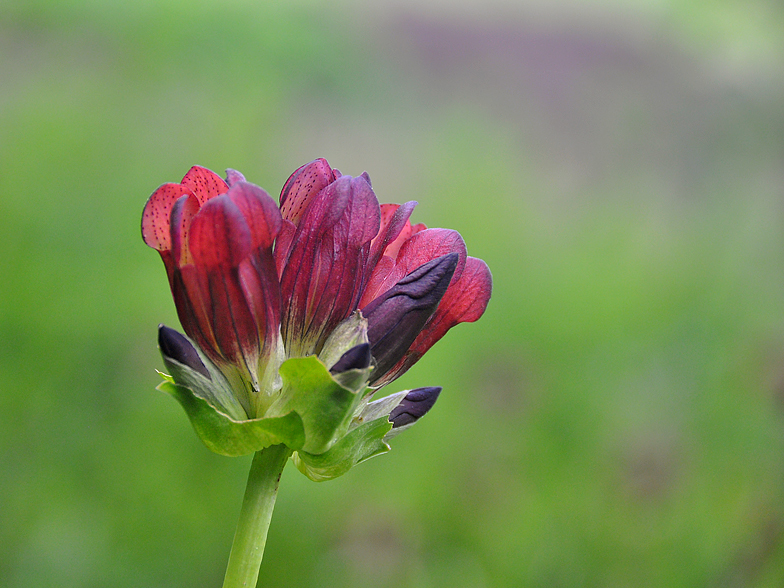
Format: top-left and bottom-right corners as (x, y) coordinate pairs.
(158, 324), (210, 379)
(330, 343), (372, 374)
(389, 387), (442, 428)
(364, 253), (458, 381)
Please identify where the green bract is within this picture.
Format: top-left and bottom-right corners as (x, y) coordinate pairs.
(158, 354), (416, 481)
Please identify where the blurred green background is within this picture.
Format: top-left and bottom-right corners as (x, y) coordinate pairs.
(3, 0), (784, 586)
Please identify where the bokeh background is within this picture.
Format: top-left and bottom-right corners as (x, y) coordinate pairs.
(3, 0), (784, 586)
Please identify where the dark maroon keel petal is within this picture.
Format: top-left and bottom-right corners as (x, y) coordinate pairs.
(189, 196), (254, 268)
(374, 256), (492, 387)
(364, 253), (458, 382)
(186, 196), (262, 374)
(201, 266), (260, 375)
(238, 252), (282, 351)
(227, 182), (282, 248)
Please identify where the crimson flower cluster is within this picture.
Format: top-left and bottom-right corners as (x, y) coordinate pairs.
(142, 159), (491, 423)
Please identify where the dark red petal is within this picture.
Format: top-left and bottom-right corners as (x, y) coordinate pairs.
(238, 252), (281, 352)
(280, 174), (380, 354)
(200, 265), (260, 375)
(367, 201), (418, 272)
(170, 194), (200, 266)
(141, 182), (191, 251)
(189, 196), (253, 268)
(279, 158), (337, 225)
(170, 266), (220, 363)
(360, 228), (467, 308)
(175, 261), (261, 383)
(227, 181), (282, 249)
(181, 166), (229, 205)
(374, 256), (492, 387)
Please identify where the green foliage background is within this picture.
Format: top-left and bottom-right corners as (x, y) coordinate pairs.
(3, 1), (784, 586)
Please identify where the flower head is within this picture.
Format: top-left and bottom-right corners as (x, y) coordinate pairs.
(143, 159), (491, 479)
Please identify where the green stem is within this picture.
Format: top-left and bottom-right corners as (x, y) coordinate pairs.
(222, 444), (292, 588)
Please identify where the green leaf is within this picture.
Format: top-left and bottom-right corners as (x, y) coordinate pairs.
(158, 380), (305, 457)
(292, 416), (394, 482)
(268, 356), (370, 454)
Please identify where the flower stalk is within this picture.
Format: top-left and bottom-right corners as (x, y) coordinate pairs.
(222, 444), (292, 588)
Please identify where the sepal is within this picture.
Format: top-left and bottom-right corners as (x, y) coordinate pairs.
(292, 416), (393, 482)
(265, 356), (371, 454)
(157, 376), (305, 457)
(291, 387), (436, 481)
(158, 325), (248, 421)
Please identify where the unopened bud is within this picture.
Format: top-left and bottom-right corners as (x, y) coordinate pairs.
(158, 324), (210, 378)
(330, 343), (372, 374)
(389, 386), (442, 428)
(364, 253), (458, 381)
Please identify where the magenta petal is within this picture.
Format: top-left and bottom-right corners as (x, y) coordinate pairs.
(280, 174), (381, 354)
(367, 201), (418, 272)
(227, 181), (282, 249)
(189, 196), (253, 268)
(181, 166), (229, 205)
(279, 158), (338, 225)
(141, 182), (191, 252)
(374, 256), (492, 387)
(360, 228), (467, 308)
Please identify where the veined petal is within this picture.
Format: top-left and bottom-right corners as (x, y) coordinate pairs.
(280, 174), (381, 356)
(373, 256), (492, 387)
(186, 197), (261, 395)
(141, 182), (191, 252)
(279, 158), (338, 226)
(367, 201), (418, 273)
(227, 181), (282, 249)
(189, 196), (254, 268)
(181, 165), (229, 205)
(360, 228), (467, 308)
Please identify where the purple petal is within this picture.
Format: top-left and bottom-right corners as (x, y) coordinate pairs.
(280, 174), (381, 355)
(364, 253), (458, 382)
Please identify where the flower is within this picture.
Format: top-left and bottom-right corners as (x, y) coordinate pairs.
(142, 159), (491, 478)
